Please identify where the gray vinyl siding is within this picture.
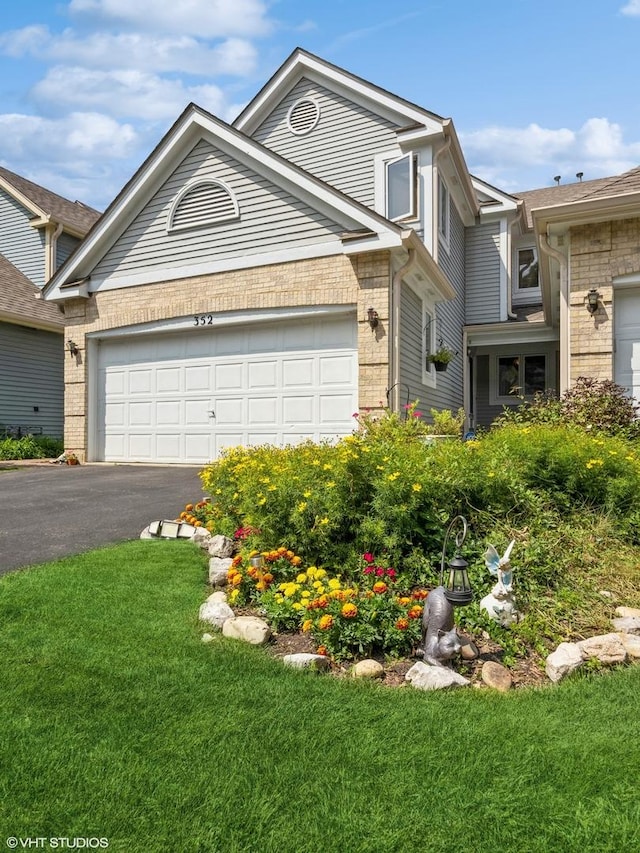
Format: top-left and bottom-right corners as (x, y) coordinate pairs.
(465, 222), (501, 324)
(56, 232), (81, 271)
(0, 321), (64, 437)
(398, 284), (464, 418)
(93, 140), (349, 282)
(251, 78), (401, 209)
(0, 189), (46, 287)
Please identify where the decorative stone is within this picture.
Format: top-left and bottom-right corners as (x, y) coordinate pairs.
(139, 525), (154, 539)
(207, 590), (228, 604)
(612, 617), (640, 635)
(614, 606), (640, 619)
(350, 659), (384, 679)
(618, 632), (640, 659)
(599, 590), (614, 599)
(545, 642), (583, 683)
(577, 633), (626, 665)
(405, 661), (470, 691)
(208, 535), (235, 558)
(191, 527), (212, 548)
(222, 616), (271, 645)
(481, 661), (513, 692)
(198, 595), (234, 628)
(209, 556), (233, 586)
(201, 633), (215, 643)
(282, 653), (331, 671)
(460, 640), (479, 660)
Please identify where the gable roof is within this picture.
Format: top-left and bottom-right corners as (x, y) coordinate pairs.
(0, 166), (101, 236)
(234, 48), (445, 136)
(0, 254), (63, 331)
(44, 102), (452, 301)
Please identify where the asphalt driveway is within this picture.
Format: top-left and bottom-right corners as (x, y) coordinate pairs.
(0, 463), (204, 575)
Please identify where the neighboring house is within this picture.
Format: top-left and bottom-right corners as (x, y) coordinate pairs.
(41, 49), (640, 462)
(0, 167), (100, 438)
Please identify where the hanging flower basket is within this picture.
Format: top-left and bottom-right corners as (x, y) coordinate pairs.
(427, 346), (455, 372)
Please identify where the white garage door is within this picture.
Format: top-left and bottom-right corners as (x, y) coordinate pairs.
(614, 286), (640, 402)
(95, 314), (358, 463)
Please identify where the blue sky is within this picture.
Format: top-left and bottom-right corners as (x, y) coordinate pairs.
(0, 0), (639, 211)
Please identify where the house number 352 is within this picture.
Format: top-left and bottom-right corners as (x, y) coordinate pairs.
(193, 314), (214, 326)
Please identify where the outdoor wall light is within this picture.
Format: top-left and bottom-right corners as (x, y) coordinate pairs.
(67, 339), (79, 357)
(367, 307), (379, 330)
(586, 288), (601, 315)
(440, 515), (473, 606)
(250, 554), (265, 570)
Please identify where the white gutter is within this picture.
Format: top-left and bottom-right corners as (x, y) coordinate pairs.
(538, 233), (569, 393)
(390, 248), (418, 413)
(432, 137), (451, 265)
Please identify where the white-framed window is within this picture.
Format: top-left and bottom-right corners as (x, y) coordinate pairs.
(490, 353), (547, 404)
(384, 152), (418, 221)
(512, 246), (541, 305)
(438, 174), (450, 246)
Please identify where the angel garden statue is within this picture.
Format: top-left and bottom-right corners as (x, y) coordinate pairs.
(480, 539), (521, 627)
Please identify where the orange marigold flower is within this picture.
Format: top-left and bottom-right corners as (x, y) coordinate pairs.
(185, 503), (194, 511)
(277, 546), (287, 555)
(193, 520), (202, 527)
(316, 645), (328, 656)
(180, 511), (188, 520)
(398, 596), (411, 606)
(318, 614), (334, 630)
(372, 581), (388, 594)
(408, 605), (423, 619)
(291, 556), (302, 566)
(262, 572), (274, 583)
(286, 550), (294, 558)
(302, 619), (313, 632)
(412, 589), (429, 600)
(395, 618), (409, 630)
(230, 573), (243, 587)
(255, 581), (267, 591)
(341, 602), (358, 618)
(231, 555), (242, 567)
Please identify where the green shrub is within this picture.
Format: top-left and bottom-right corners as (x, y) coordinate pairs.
(0, 434), (64, 460)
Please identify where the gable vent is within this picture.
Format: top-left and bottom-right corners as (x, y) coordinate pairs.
(168, 179), (239, 232)
(287, 98), (320, 136)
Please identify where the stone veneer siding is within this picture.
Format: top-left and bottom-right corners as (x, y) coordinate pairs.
(62, 252), (392, 460)
(569, 217), (640, 383)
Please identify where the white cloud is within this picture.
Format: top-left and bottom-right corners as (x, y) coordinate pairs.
(0, 28), (257, 77)
(31, 67), (234, 121)
(462, 117), (640, 190)
(621, 1), (640, 15)
(68, 0), (272, 37)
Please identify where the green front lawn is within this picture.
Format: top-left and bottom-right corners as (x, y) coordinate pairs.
(1, 541), (638, 853)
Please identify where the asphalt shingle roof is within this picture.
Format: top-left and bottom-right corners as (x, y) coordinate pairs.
(0, 254), (64, 328)
(0, 165), (101, 234)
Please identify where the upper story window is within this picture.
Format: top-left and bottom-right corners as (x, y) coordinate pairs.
(438, 175), (450, 247)
(385, 152), (418, 221)
(167, 179), (239, 233)
(512, 246), (541, 305)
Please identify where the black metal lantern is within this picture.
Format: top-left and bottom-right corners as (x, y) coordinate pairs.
(440, 515), (473, 606)
(444, 553), (473, 605)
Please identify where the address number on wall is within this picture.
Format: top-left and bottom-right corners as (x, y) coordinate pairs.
(193, 314), (215, 326)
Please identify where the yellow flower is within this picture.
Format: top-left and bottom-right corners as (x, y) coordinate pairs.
(301, 590), (311, 598)
(302, 619), (313, 633)
(488, 472), (495, 478)
(412, 483), (422, 492)
(341, 603), (358, 619)
(296, 573), (307, 583)
(325, 481), (336, 489)
(320, 517), (329, 525)
(296, 502), (307, 512)
(313, 580), (325, 592)
(318, 614), (334, 630)
(283, 583), (300, 597)
(303, 490), (312, 498)
(228, 588), (239, 603)
(315, 568), (327, 579)
(387, 471), (400, 481)
(328, 578), (342, 590)
(292, 602), (303, 611)
(306, 566), (317, 579)
(258, 496), (267, 505)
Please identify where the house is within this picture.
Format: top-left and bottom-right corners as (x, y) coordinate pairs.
(41, 49), (640, 462)
(0, 167), (100, 438)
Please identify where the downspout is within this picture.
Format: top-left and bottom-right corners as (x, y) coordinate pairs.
(390, 247), (417, 413)
(538, 232), (569, 393)
(46, 222), (64, 281)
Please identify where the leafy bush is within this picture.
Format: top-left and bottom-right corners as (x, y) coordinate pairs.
(0, 434), (64, 460)
(495, 376), (640, 437)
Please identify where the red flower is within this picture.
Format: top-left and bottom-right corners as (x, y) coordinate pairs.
(395, 618), (409, 630)
(375, 567), (385, 577)
(363, 566), (374, 575)
(386, 568), (397, 579)
(362, 552), (375, 564)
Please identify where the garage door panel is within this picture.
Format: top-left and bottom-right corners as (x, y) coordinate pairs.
(283, 358), (314, 387)
(96, 314), (357, 463)
(156, 400), (181, 426)
(283, 396), (314, 423)
(615, 287), (640, 400)
(156, 434), (181, 460)
(215, 362), (243, 389)
(157, 367), (181, 392)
